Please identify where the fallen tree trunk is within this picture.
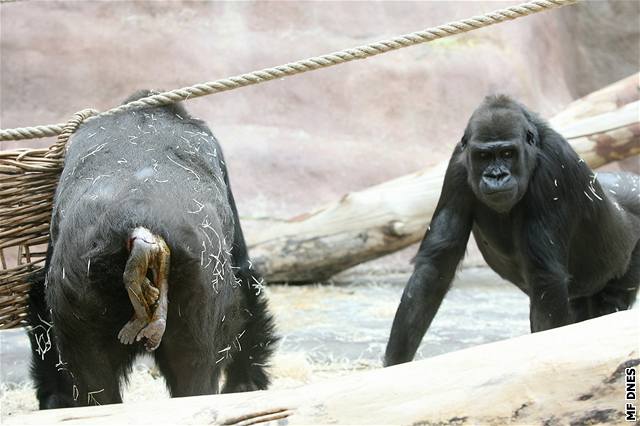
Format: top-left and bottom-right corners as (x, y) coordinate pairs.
(549, 72), (639, 128)
(7, 310), (638, 425)
(248, 74), (640, 282)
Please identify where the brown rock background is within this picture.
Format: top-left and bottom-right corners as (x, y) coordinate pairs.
(1, 0), (638, 265)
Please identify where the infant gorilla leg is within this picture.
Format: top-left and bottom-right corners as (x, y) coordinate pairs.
(118, 227), (170, 351)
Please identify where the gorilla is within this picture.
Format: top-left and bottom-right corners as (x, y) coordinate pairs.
(27, 91), (277, 407)
(385, 94), (640, 366)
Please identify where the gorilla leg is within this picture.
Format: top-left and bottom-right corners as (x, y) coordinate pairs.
(60, 336), (133, 406)
(221, 268), (274, 393)
(28, 267), (76, 409)
(569, 296), (596, 323)
(593, 242), (640, 316)
(154, 329), (221, 397)
(218, 167), (276, 393)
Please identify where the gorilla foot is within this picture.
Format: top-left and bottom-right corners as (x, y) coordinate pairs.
(118, 318), (147, 345)
(137, 318), (166, 351)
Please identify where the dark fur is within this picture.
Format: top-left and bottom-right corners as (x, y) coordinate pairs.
(28, 90), (277, 407)
(385, 95), (640, 366)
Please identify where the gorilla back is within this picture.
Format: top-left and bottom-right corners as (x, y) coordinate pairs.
(385, 95), (640, 366)
(28, 91), (277, 408)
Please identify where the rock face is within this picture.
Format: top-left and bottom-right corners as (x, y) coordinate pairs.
(1, 1), (638, 217)
(558, 1), (640, 99)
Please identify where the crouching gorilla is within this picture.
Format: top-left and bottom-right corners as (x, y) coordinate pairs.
(385, 95), (640, 366)
(27, 91), (277, 408)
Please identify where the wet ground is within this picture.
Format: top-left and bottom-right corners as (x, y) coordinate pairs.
(270, 265), (530, 367)
(0, 265), (530, 416)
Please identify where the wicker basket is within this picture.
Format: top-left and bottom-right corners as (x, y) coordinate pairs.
(0, 145), (62, 328)
(0, 110), (96, 328)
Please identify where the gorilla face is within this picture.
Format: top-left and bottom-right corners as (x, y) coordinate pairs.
(462, 98), (538, 213)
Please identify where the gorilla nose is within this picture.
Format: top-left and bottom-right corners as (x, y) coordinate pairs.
(482, 172), (511, 192)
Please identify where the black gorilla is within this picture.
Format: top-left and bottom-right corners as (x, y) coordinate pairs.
(27, 91), (277, 408)
(385, 95), (640, 366)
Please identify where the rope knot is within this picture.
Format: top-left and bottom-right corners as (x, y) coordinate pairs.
(46, 108), (99, 158)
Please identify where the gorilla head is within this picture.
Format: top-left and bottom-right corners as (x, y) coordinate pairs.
(461, 96), (539, 213)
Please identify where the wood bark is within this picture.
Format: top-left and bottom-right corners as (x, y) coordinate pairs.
(549, 72), (639, 128)
(247, 74), (640, 282)
(6, 310), (638, 425)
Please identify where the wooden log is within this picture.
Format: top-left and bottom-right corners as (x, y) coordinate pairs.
(6, 310), (638, 425)
(549, 72), (639, 128)
(566, 101), (640, 168)
(248, 76), (640, 282)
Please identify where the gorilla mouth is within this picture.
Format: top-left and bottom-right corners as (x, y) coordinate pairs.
(482, 186), (517, 210)
(482, 183), (517, 198)
(484, 187), (513, 195)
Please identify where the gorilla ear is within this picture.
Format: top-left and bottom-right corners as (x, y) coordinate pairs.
(526, 129), (537, 146)
(460, 128), (470, 150)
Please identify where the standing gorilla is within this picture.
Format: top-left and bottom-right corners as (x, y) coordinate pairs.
(28, 91), (277, 408)
(385, 95), (640, 366)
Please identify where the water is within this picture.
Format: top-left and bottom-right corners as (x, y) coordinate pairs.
(268, 266), (530, 370)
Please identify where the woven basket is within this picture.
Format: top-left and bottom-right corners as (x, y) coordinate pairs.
(0, 145), (62, 328)
(0, 110), (96, 328)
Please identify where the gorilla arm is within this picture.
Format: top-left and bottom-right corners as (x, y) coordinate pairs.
(384, 155), (473, 366)
(522, 220), (571, 332)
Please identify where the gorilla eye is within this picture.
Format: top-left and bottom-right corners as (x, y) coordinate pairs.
(479, 152), (490, 160)
(502, 150), (515, 159)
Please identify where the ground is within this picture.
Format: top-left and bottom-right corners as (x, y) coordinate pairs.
(0, 265), (529, 418)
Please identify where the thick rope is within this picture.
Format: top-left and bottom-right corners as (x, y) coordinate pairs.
(0, 123), (66, 141)
(0, 0), (578, 142)
(46, 109), (99, 158)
